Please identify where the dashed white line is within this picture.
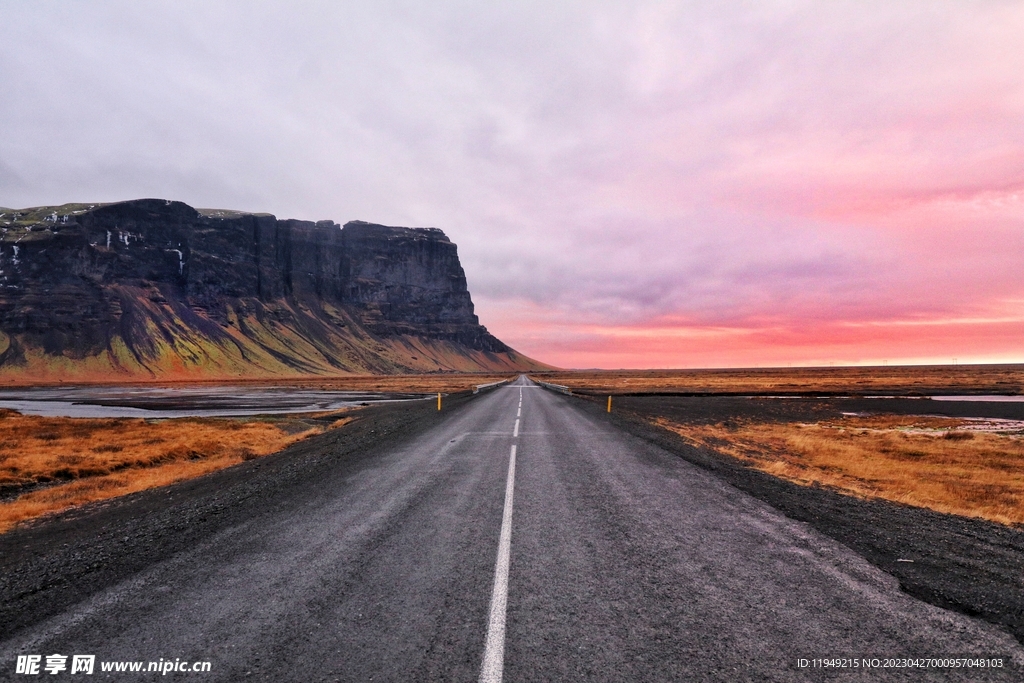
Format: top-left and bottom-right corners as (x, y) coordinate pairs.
(479, 444), (517, 683)
(512, 419), (519, 437)
(517, 407), (521, 417)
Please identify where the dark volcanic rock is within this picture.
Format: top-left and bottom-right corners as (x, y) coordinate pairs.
(0, 199), (530, 378)
(337, 221), (504, 351)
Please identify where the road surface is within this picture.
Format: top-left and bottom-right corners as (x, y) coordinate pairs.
(2, 376), (1021, 681)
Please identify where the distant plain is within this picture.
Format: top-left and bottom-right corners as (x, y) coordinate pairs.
(530, 364), (1024, 396)
(3, 365), (1022, 535)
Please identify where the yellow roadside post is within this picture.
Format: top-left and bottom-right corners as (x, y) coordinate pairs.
(607, 395), (612, 413)
(438, 392), (442, 411)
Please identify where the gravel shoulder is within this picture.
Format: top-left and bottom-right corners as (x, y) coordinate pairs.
(575, 393), (1024, 646)
(0, 392), (478, 641)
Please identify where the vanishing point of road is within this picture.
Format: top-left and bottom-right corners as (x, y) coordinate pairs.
(2, 376), (1021, 681)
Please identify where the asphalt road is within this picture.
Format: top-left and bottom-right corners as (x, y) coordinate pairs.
(3, 376), (1022, 681)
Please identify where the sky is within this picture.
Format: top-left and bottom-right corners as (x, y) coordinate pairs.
(2, 1), (1022, 369)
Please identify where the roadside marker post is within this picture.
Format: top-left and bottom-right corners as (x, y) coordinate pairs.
(438, 392), (442, 411)
(607, 395), (612, 413)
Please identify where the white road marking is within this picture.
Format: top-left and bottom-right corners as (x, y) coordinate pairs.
(517, 408), (521, 417)
(513, 419), (519, 437)
(479, 444), (517, 683)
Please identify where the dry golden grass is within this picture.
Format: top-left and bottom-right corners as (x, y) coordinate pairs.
(532, 365), (1024, 396)
(0, 411), (350, 533)
(658, 414), (1024, 525)
(271, 373), (518, 394)
(0, 373), (518, 395)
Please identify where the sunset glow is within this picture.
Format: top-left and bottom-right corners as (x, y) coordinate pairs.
(2, 2), (1022, 369)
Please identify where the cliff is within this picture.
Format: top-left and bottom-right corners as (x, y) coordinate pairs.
(0, 199), (546, 381)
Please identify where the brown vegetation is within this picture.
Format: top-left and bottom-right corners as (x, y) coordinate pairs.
(0, 372), (513, 534)
(268, 373), (518, 394)
(0, 410), (352, 533)
(532, 365), (1024, 396)
(1, 373), (518, 395)
(658, 414), (1024, 525)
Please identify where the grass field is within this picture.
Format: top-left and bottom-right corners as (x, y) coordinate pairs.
(0, 373), (518, 394)
(248, 373), (517, 394)
(658, 413), (1024, 526)
(531, 364), (1024, 396)
(0, 410), (352, 533)
(0, 374), (515, 534)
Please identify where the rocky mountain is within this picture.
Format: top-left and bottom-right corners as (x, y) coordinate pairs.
(0, 199), (546, 381)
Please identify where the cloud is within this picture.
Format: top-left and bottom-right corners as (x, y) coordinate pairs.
(1, 1), (1022, 367)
